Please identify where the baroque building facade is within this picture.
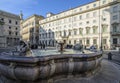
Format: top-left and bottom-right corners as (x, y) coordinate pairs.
(39, 0), (120, 50)
(20, 14), (44, 45)
(0, 10), (20, 48)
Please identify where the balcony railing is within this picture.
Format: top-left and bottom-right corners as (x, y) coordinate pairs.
(111, 31), (120, 36)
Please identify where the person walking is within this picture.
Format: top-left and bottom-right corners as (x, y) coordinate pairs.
(43, 44), (45, 50)
(108, 52), (112, 60)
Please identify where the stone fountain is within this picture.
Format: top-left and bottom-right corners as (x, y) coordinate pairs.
(57, 42), (64, 52)
(0, 42), (120, 83)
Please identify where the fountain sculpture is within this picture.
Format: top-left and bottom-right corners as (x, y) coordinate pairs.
(0, 41), (120, 83)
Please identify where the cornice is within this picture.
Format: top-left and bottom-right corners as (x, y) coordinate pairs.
(40, 1), (119, 25)
(0, 10), (20, 20)
(21, 14), (44, 23)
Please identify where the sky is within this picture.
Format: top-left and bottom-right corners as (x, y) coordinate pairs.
(0, 0), (95, 19)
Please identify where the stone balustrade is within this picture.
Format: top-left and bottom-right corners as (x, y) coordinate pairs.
(0, 52), (102, 83)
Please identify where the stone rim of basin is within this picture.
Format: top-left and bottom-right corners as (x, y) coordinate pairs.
(0, 52), (102, 63)
(0, 52), (102, 82)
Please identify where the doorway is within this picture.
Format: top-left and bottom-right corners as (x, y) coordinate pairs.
(63, 40), (66, 44)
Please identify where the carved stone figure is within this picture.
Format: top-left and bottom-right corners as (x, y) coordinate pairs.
(17, 40), (30, 56)
(73, 43), (83, 51)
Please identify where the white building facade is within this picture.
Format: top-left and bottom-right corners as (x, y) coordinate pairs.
(0, 10), (20, 48)
(39, 0), (120, 50)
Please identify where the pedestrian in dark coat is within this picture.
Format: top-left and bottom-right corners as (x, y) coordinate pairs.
(108, 52), (112, 60)
(43, 44), (45, 49)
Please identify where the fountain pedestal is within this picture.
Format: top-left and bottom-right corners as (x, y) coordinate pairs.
(58, 42), (64, 52)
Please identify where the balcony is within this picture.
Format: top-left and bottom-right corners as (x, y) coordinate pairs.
(111, 31), (120, 36)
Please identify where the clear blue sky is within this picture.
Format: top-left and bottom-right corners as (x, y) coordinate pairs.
(0, 0), (95, 19)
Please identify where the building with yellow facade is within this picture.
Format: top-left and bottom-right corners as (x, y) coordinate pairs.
(20, 14), (44, 46)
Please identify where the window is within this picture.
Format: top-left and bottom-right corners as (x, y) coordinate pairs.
(80, 8), (82, 11)
(86, 39), (90, 44)
(102, 25), (107, 33)
(79, 40), (82, 44)
(113, 25), (117, 32)
(93, 27), (97, 34)
(9, 26), (11, 29)
(1, 18), (4, 21)
(9, 31), (11, 35)
(9, 20), (11, 23)
(15, 32), (18, 35)
(113, 38), (117, 44)
(39, 34), (41, 38)
(102, 8), (108, 14)
(69, 30), (71, 36)
(93, 20), (96, 23)
(74, 10), (77, 13)
(86, 13), (89, 18)
(60, 31), (61, 36)
(86, 6), (89, 9)
(69, 40), (71, 44)
(86, 27), (90, 34)
(16, 27), (18, 30)
(69, 18), (71, 22)
(103, 39), (107, 44)
(113, 6), (118, 13)
(15, 21), (18, 25)
(74, 17), (76, 21)
(102, 0), (106, 4)
(49, 24), (51, 27)
(69, 24), (71, 27)
(113, 15), (118, 20)
(102, 18), (106, 21)
(93, 4), (96, 7)
(74, 40), (76, 44)
(64, 31), (66, 37)
(79, 22), (82, 25)
(102, 10), (106, 15)
(79, 28), (83, 35)
(79, 15), (82, 20)
(93, 12), (97, 17)
(74, 30), (77, 35)
(93, 39), (97, 44)
(86, 21), (89, 24)
(64, 25), (66, 28)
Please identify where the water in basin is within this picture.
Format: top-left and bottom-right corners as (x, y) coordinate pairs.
(31, 49), (94, 56)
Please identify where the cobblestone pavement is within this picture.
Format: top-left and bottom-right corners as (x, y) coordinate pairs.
(55, 60), (120, 83)
(103, 50), (120, 65)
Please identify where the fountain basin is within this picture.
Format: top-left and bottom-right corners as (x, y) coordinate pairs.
(0, 52), (102, 83)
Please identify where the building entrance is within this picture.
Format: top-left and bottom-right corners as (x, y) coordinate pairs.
(63, 40), (66, 44)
